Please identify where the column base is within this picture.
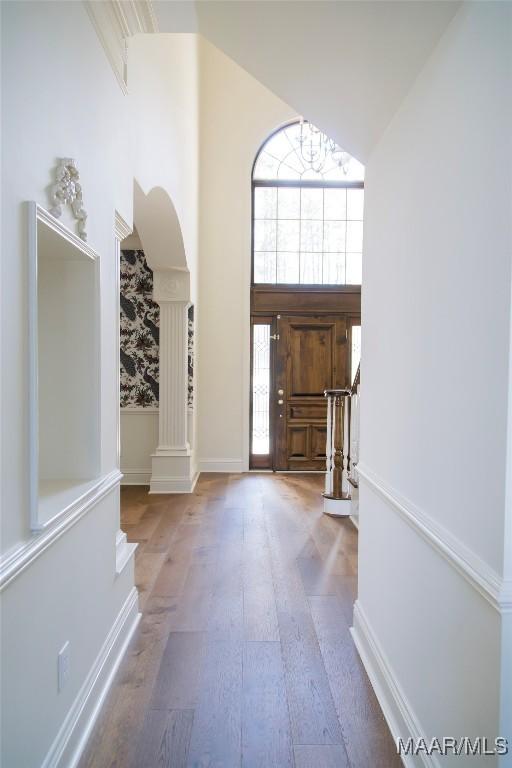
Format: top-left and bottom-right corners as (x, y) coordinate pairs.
(149, 452), (198, 494)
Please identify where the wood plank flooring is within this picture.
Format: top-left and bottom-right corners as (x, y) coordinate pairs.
(79, 473), (401, 768)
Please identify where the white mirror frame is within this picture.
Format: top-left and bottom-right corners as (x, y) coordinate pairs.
(28, 202), (101, 532)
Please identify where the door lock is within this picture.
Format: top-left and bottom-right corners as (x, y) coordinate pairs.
(270, 333), (280, 341)
(277, 399), (284, 405)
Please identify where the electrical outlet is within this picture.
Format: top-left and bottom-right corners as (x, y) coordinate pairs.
(58, 641), (70, 692)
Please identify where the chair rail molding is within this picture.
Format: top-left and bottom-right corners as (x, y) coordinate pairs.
(357, 462), (512, 614)
(0, 469), (122, 592)
(84, 0), (158, 95)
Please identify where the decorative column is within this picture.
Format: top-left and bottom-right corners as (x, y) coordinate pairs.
(150, 269), (197, 493)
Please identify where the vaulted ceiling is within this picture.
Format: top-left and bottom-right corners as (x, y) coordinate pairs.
(153, 0), (460, 161)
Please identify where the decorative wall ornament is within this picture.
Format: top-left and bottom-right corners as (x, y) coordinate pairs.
(188, 305), (194, 411)
(120, 250), (159, 408)
(49, 158), (88, 241)
(153, 268), (190, 303)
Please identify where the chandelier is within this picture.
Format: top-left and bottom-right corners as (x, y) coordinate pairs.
(297, 118), (351, 175)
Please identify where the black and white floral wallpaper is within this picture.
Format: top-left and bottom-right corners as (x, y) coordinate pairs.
(120, 249), (159, 408)
(188, 305), (194, 411)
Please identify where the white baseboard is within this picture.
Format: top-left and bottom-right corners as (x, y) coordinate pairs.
(149, 471), (199, 494)
(351, 600), (435, 768)
(120, 469), (151, 485)
(197, 459), (245, 473)
(42, 587), (140, 768)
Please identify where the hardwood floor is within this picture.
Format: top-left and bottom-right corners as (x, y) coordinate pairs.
(79, 473), (401, 768)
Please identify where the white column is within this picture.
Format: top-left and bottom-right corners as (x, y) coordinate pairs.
(150, 268), (196, 493)
(157, 300), (189, 452)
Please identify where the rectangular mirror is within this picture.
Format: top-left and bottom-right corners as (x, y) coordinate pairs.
(28, 203), (101, 531)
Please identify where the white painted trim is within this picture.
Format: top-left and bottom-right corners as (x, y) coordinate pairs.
(198, 459), (245, 473)
(84, 1), (158, 95)
(357, 462), (512, 614)
(149, 472), (199, 494)
(115, 530), (137, 576)
(120, 407), (159, 415)
(323, 496), (351, 517)
(42, 587), (140, 768)
(114, 211), (132, 242)
(0, 470), (122, 591)
(351, 600), (433, 768)
(121, 470), (151, 485)
(28, 202), (102, 532)
(32, 202), (99, 261)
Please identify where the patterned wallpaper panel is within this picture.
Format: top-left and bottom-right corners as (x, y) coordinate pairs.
(120, 249), (159, 408)
(188, 305), (194, 411)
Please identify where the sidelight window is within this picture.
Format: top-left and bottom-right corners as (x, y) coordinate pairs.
(252, 121), (364, 285)
(251, 324), (271, 455)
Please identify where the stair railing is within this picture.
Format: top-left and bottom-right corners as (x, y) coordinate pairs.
(323, 388), (352, 501)
(323, 362), (361, 511)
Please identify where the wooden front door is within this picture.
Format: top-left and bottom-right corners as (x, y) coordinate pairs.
(273, 314), (347, 470)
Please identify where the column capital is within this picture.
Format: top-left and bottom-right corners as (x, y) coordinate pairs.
(153, 268), (190, 304)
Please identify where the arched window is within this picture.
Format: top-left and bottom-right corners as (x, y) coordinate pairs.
(252, 121), (364, 285)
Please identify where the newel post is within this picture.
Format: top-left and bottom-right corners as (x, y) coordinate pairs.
(323, 388), (352, 517)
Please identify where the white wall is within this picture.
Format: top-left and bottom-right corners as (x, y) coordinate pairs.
(358, 2), (512, 759)
(119, 230), (159, 485)
(197, 38), (295, 470)
(180, 1), (459, 162)
(129, 32), (199, 298)
(120, 410), (159, 484)
(0, 5), (200, 767)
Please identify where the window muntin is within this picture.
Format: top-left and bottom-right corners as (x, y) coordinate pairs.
(253, 122), (364, 285)
(253, 121), (365, 183)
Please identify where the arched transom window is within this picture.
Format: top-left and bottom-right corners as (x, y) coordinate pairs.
(252, 121), (364, 285)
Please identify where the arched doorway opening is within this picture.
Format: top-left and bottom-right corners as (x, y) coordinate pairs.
(119, 182), (196, 493)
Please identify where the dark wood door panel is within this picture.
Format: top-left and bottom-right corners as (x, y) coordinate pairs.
(288, 426), (309, 458)
(311, 426), (327, 460)
(288, 324), (335, 396)
(274, 314), (347, 470)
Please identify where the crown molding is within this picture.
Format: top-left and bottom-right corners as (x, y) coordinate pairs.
(84, 1), (158, 95)
(114, 211), (132, 242)
(112, 0), (158, 37)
